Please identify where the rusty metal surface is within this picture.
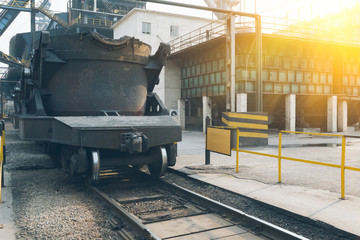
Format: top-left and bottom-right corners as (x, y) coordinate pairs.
(19, 115), (182, 149)
(40, 32), (151, 116)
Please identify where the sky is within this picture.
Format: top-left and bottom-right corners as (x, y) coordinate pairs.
(0, 0), (359, 55)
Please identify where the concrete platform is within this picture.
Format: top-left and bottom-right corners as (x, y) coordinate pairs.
(174, 131), (360, 237)
(0, 172), (16, 240)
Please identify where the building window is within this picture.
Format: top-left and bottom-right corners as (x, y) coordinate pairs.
(170, 25), (179, 38)
(142, 22), (151, 34)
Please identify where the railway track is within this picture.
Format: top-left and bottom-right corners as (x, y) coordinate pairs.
(90, 171), (307, 240)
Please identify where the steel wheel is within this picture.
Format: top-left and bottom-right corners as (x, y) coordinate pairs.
(148, 146), (167, 178)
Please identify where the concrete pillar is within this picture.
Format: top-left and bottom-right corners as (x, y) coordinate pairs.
(337, 99), (347, 132)
(236, 93), (247, 112)
(177, 99), (185, 130)
(285, 94), (296, 131)
(327, 96), (337, 133)
(202, 96), (212, 133)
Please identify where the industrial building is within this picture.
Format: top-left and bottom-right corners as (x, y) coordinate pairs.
(170, 31), (360, 132)
(111, 8), (214, 109)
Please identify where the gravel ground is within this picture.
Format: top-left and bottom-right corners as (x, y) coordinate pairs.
(5, 127), (117, 240)
(164, 170), (358, 240)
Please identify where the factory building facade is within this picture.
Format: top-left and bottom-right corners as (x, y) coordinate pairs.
(171, 33), (360, 132)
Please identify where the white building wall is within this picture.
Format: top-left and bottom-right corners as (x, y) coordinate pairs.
(112, 9), (213, 108)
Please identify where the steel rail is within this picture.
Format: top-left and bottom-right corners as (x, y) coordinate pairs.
(89, 185), (161, 240)
(91, 176), (307, 240)
(160, 179), (308, 240)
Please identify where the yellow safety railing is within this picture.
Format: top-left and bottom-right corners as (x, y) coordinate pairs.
(232, 130), (360, 200)
(0, 120), (5, 203)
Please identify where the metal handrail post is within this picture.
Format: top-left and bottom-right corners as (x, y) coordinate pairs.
(236, 128), (239, 173)
(341, 136), (346, 199)
(278, 131), (282, 183)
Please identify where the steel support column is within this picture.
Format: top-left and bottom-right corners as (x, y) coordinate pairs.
(226, 15), (235, 112)
(31, 0), (35, 54)
(255, 16), (262, 112)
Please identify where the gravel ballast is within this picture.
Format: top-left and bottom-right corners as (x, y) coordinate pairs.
(5, 127), (116, 239)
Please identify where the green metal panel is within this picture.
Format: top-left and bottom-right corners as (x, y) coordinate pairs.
(288, 71), (295, 82)
(279, 70), (287, 82)
(309, 84), (315, 93)
(184, 79), (188, 88)
(204, 75), (209, 85)
(320, 73), (327, 84)
(191, 66), (196, 75)
(201, 63), (206, 74)
(210, 73), (215, 84)
(296, 72), (303, 82)
(219, 84), (225, 95)
(199, 75), (203, 86)
(353, 87), (358, 96)
(313, 73), (319, 83)
(235, 82), (240, 92)
(236, 68), (241, 81)
(300, 84), (307, 93)
(191, 88), (196, 97)
(262, 70), (269, 81)
(324, 85), (331, 94)
(251, 70), (256, 81)
(207, 62), (212, 72)
(346, 87), (351, 95)
(219, 59), (225, 71)
(212, 60), (218, 72)
(350, 76), (356, 85)
(196, 65), (201, 75)
(328, 74), (333, 84)
(264, 83), (273, 92)
(181, 69), (186, 78)
(283, 84), (290, 93)
(196, 87), (201, 97)
(239, 82), (245, 92)
(216, 72), (221, 83)
(213, 85), (219, 96)
(202, 87), (207, 96)
(305, 72), (311, 82)
(221, 72), (226, 82)
(274, 83), (282, 93)
(270, 71), (278, 81)
(292, 84), (299, 93)
(246, 82), (255, 91)
(186, 67), (191, 77)
(316, 85), (323, 94)
(207, 86), (213, 96)
(194, 77), (198, 86)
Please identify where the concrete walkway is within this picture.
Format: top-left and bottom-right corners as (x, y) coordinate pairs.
(0, 171), (16, 240)
(174, 131), (360, 236)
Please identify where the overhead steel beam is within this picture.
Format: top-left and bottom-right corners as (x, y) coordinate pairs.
(136, 0), (263, 112)
(0, 5), (31, 12)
